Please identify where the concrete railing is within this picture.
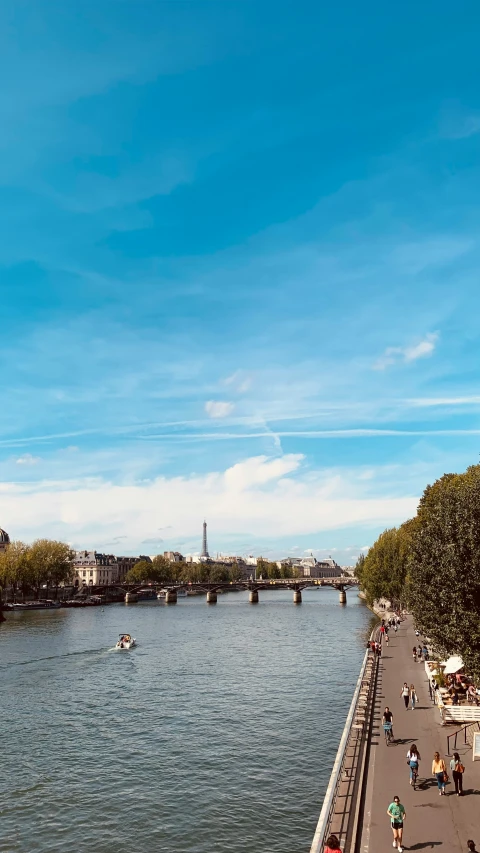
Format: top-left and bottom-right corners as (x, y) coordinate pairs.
(309, 630), (380, 853)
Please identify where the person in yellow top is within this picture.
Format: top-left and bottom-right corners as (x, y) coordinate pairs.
(432, 752), (447, 795)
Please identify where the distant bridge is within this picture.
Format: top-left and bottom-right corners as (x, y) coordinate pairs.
(83, 577), (358, 605)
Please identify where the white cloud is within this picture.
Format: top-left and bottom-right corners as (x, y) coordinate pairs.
(15, 454), (40, 466)
(0, 455), (419, 550)
(373, 333), (438, 370)
(224, 454), (303, 490)
(205, 400), (234, 418)
(223, 370), (252, 393)
(407, 396), (480, 407)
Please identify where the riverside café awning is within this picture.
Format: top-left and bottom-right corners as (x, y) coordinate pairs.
(442, 655), (464, 675)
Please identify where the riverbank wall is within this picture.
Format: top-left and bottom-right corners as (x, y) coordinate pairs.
(309, 625), (381, 853)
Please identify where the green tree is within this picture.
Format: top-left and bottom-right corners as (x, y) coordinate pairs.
(355, 552), (366, 584)
(208, 563), (230, 583)
(179, 561), (209, 584)
(0, 541), (30, 600)
(125, 560), (155, 584)
(229, 561), (243, 582)
(409, 466), (480, 682)
(151, 555), (171, 584)
(28, 539), (75, 597)
(359, 524), (412, 607)
(256, 558), (281, 579)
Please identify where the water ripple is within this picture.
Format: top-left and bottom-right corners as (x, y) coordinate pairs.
(0, 589), (370, 853)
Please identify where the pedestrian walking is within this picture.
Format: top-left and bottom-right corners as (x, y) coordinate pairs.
(412, 647), (417, 662)
(422, 645), (428, 661)
(376, 641), (382, 657)
(406, 744), (421, 789)
(394, 623), (398, 633)
(409, 684), (418, 710)
(432, 751), (447, 795)
(450, 751), (465, 796)
(401, 683), (409, 709)
(385, 632), (389, 646)
(387, 796), (406, 852)
(324, 834), (342, 853)
(467, 841), (476, 853)
(417, 644), (422, 659)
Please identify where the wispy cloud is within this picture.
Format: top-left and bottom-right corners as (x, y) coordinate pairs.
(16, 454), (40, 466)
(373, 333), (438, 370)
(440, 105), (480, 140)
(0, 454), (419, 551)
(223, 370), (252, 393)
(408, 396), (480, 408)
(205, 401), (235, 418)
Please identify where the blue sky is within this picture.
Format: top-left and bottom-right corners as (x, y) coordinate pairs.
(1, 1), (480, 562)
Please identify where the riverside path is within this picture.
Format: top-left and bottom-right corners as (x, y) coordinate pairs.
(359, 616), (480, 853)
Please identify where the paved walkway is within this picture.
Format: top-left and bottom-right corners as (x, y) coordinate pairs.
(360, 616), (480, 853)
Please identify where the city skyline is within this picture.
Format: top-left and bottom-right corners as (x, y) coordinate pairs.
(1, 3), (480, 563)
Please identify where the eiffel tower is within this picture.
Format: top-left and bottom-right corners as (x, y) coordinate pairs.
(201, 520), (210, 559)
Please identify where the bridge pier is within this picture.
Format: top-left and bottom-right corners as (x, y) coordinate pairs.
(339, 587), (347, 605)
(249, 589), (259, 604)
(206, 590), (217, 604)
(165, 590), (177, 604)
(125, 592), (138, 603)
(293, 589), (302, 604)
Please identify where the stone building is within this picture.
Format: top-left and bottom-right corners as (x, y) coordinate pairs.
(0, 527), (10, 554)
(164, 551), (184, 562)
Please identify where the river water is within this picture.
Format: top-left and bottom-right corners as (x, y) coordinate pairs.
(0, 588), (371, 853)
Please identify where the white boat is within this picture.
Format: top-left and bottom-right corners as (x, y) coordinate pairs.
(115, 633), (136, 649)
(157, 589), (166, 599)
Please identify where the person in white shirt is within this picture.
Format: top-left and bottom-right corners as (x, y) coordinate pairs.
(406, 744), (421, 789)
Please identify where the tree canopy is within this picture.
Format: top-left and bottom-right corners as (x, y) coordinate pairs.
(359, 463), (480, 683)
(358, 521), (415, 607)
(0, 539), (75, 596)
(408, 465), (480, 682)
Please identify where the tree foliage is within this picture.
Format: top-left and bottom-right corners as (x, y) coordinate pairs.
(0, 539), (74, 597)
(358, 522), (414, 607)
(408, 466), (480, 682)
(257, 558), (281, 579)
(125, 558), (248, 585)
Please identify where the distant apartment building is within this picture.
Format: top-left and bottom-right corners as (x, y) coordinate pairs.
(116, 556), (138, 583)
(279, 556), (343, 578)
(73, 551), (118, 586)
(73, 551), (152, 585)
(302, 558), (343, 578)
(164, 551), (184, 562)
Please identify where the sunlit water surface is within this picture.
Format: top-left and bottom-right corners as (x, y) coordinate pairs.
(1, 588), (371, 853)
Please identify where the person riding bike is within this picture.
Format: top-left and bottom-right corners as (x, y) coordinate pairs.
(406, 744), (421, 789)
(383, 706), (394, 742)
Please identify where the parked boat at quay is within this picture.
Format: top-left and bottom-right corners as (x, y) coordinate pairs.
(11, 600), (62, 611)
(136, 588), (157, 601)
(62, 595), (106, 608)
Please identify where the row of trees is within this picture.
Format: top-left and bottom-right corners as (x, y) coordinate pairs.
(124, 556), (301, 585)
(125, 556), (246, 585)
(357, 463), (480, 683)
(0, 539), (75, 597)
